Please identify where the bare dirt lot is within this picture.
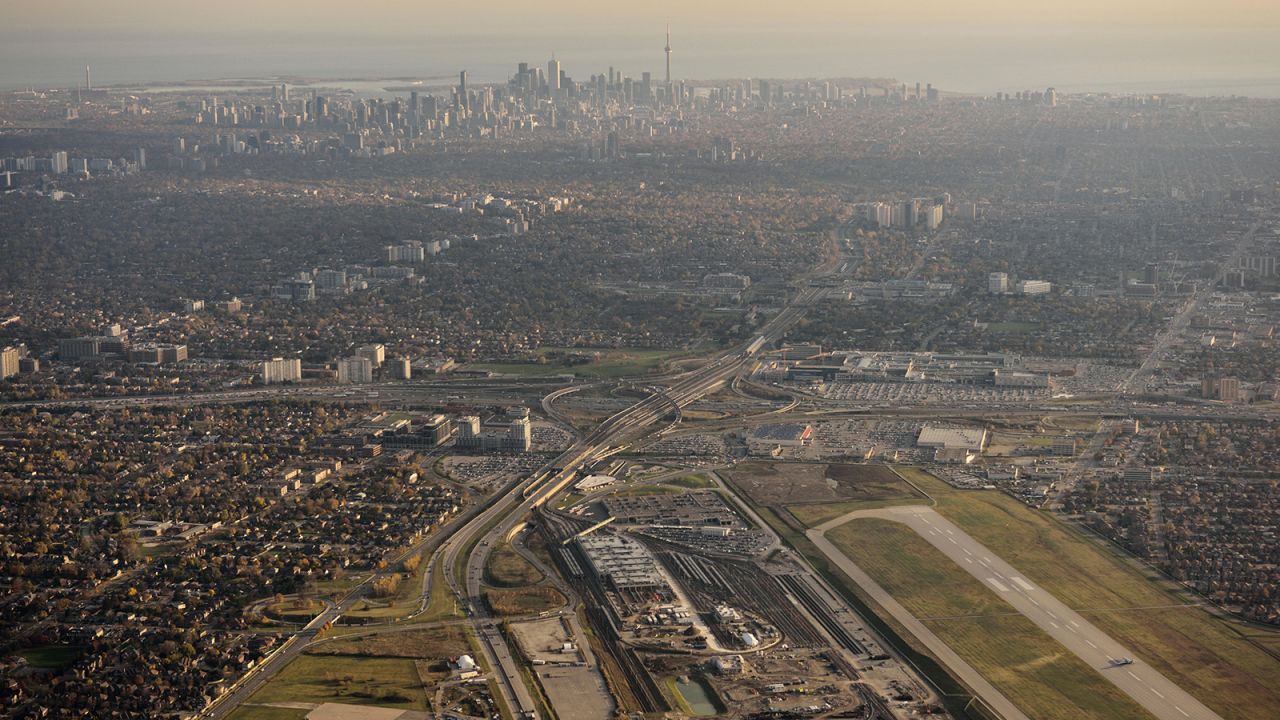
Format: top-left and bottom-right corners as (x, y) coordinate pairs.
(724, 462), (921, 507)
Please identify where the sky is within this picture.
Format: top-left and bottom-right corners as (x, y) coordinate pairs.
(6, 0), (1279, 33)
(3, 1), (1279, 96)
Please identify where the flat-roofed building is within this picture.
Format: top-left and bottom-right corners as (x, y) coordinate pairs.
(917, 425), (988, 452)
(261, 357), (302, 384)
(0, 346), (19, 379)
(337, 356), (374, 384)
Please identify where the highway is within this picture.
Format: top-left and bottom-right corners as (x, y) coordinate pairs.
(436, 287), (821, 718)
(199, 281), (826, 719)
(812, 505), (1225, 720)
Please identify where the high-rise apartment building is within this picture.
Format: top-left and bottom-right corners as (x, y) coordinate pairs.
(337, 356), (374, 384)
(988, 272), (1009, 294)
(356, 344), (385, 368)
(261, 357), (302, 384)
(0, 346), (19, 379)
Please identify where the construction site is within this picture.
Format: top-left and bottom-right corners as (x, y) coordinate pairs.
(526, 461), (946, 720)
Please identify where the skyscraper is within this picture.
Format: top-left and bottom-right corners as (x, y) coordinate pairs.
(548, 57), (561, 93)
(85, 65), (91, 92)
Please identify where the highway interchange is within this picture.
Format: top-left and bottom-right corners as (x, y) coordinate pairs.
(31, 274), (1270, 720)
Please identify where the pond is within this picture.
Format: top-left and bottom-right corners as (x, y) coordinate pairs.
(675, 677), (723, 716)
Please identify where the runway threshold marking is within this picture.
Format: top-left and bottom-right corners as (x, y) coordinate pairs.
(986, 578), (1010, 593)
(1011, 577), (1034, 591)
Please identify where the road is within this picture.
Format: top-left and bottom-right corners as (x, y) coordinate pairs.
(1120, 221), (1262, 395)
(811, 505), (1224, 720)
(440, 286), (823, 717)
(200, 280), (824, 719)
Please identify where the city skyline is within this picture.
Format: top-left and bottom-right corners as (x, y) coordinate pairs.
(2, 3), (1280, 97)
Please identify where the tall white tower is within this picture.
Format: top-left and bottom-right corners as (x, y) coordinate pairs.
(664, 25), (672, 86)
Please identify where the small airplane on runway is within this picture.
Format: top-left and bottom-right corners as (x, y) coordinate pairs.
(1108, 657), (1135, 667)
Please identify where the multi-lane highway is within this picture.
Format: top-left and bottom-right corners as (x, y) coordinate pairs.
(438, 287), (822, 717)
(199, 281), (832, 719)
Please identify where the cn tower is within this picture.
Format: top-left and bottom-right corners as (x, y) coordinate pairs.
(664, 25), (672, 86)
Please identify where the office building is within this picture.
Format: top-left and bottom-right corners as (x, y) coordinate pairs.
(59, 337), (102, 360)
(454, 413), (531, 452)
(988, 272), (1009, 294)
(508, 415), (532, 451)
(1016, 279), (1052, 295)
(128, 343), (188, 364)
(261, 357), (302, 384)
(548, 57), (561, 93)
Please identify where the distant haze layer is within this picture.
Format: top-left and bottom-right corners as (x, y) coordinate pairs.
(2, 0), (1278, 97)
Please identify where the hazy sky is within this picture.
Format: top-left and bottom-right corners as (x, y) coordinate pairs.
(8, 0), (1279, 34)
(3, 1), (1278, 95)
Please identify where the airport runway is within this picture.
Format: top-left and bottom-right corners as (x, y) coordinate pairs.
(812, 506), (1224, 720)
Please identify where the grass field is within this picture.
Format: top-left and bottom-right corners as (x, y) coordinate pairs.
(727, 461), (925, 507)
(827, 519), (1156, 720)
(469, 347), (682, 378)
(984, 321), (1040, 333)
(609, 484), (683, 497)
(484, 544), (544, 587)
(244, 654), (429, 711)
(485, 586), (567, 616)
(226, 706), (309, 720)
(17, 645), (81, 669)
(828, 466), (1280, 718)
(665, 473), (716, 489)
(787, 501), (887, 527)
(309, 626), (469, 661)
(343, 548), (434, 621)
